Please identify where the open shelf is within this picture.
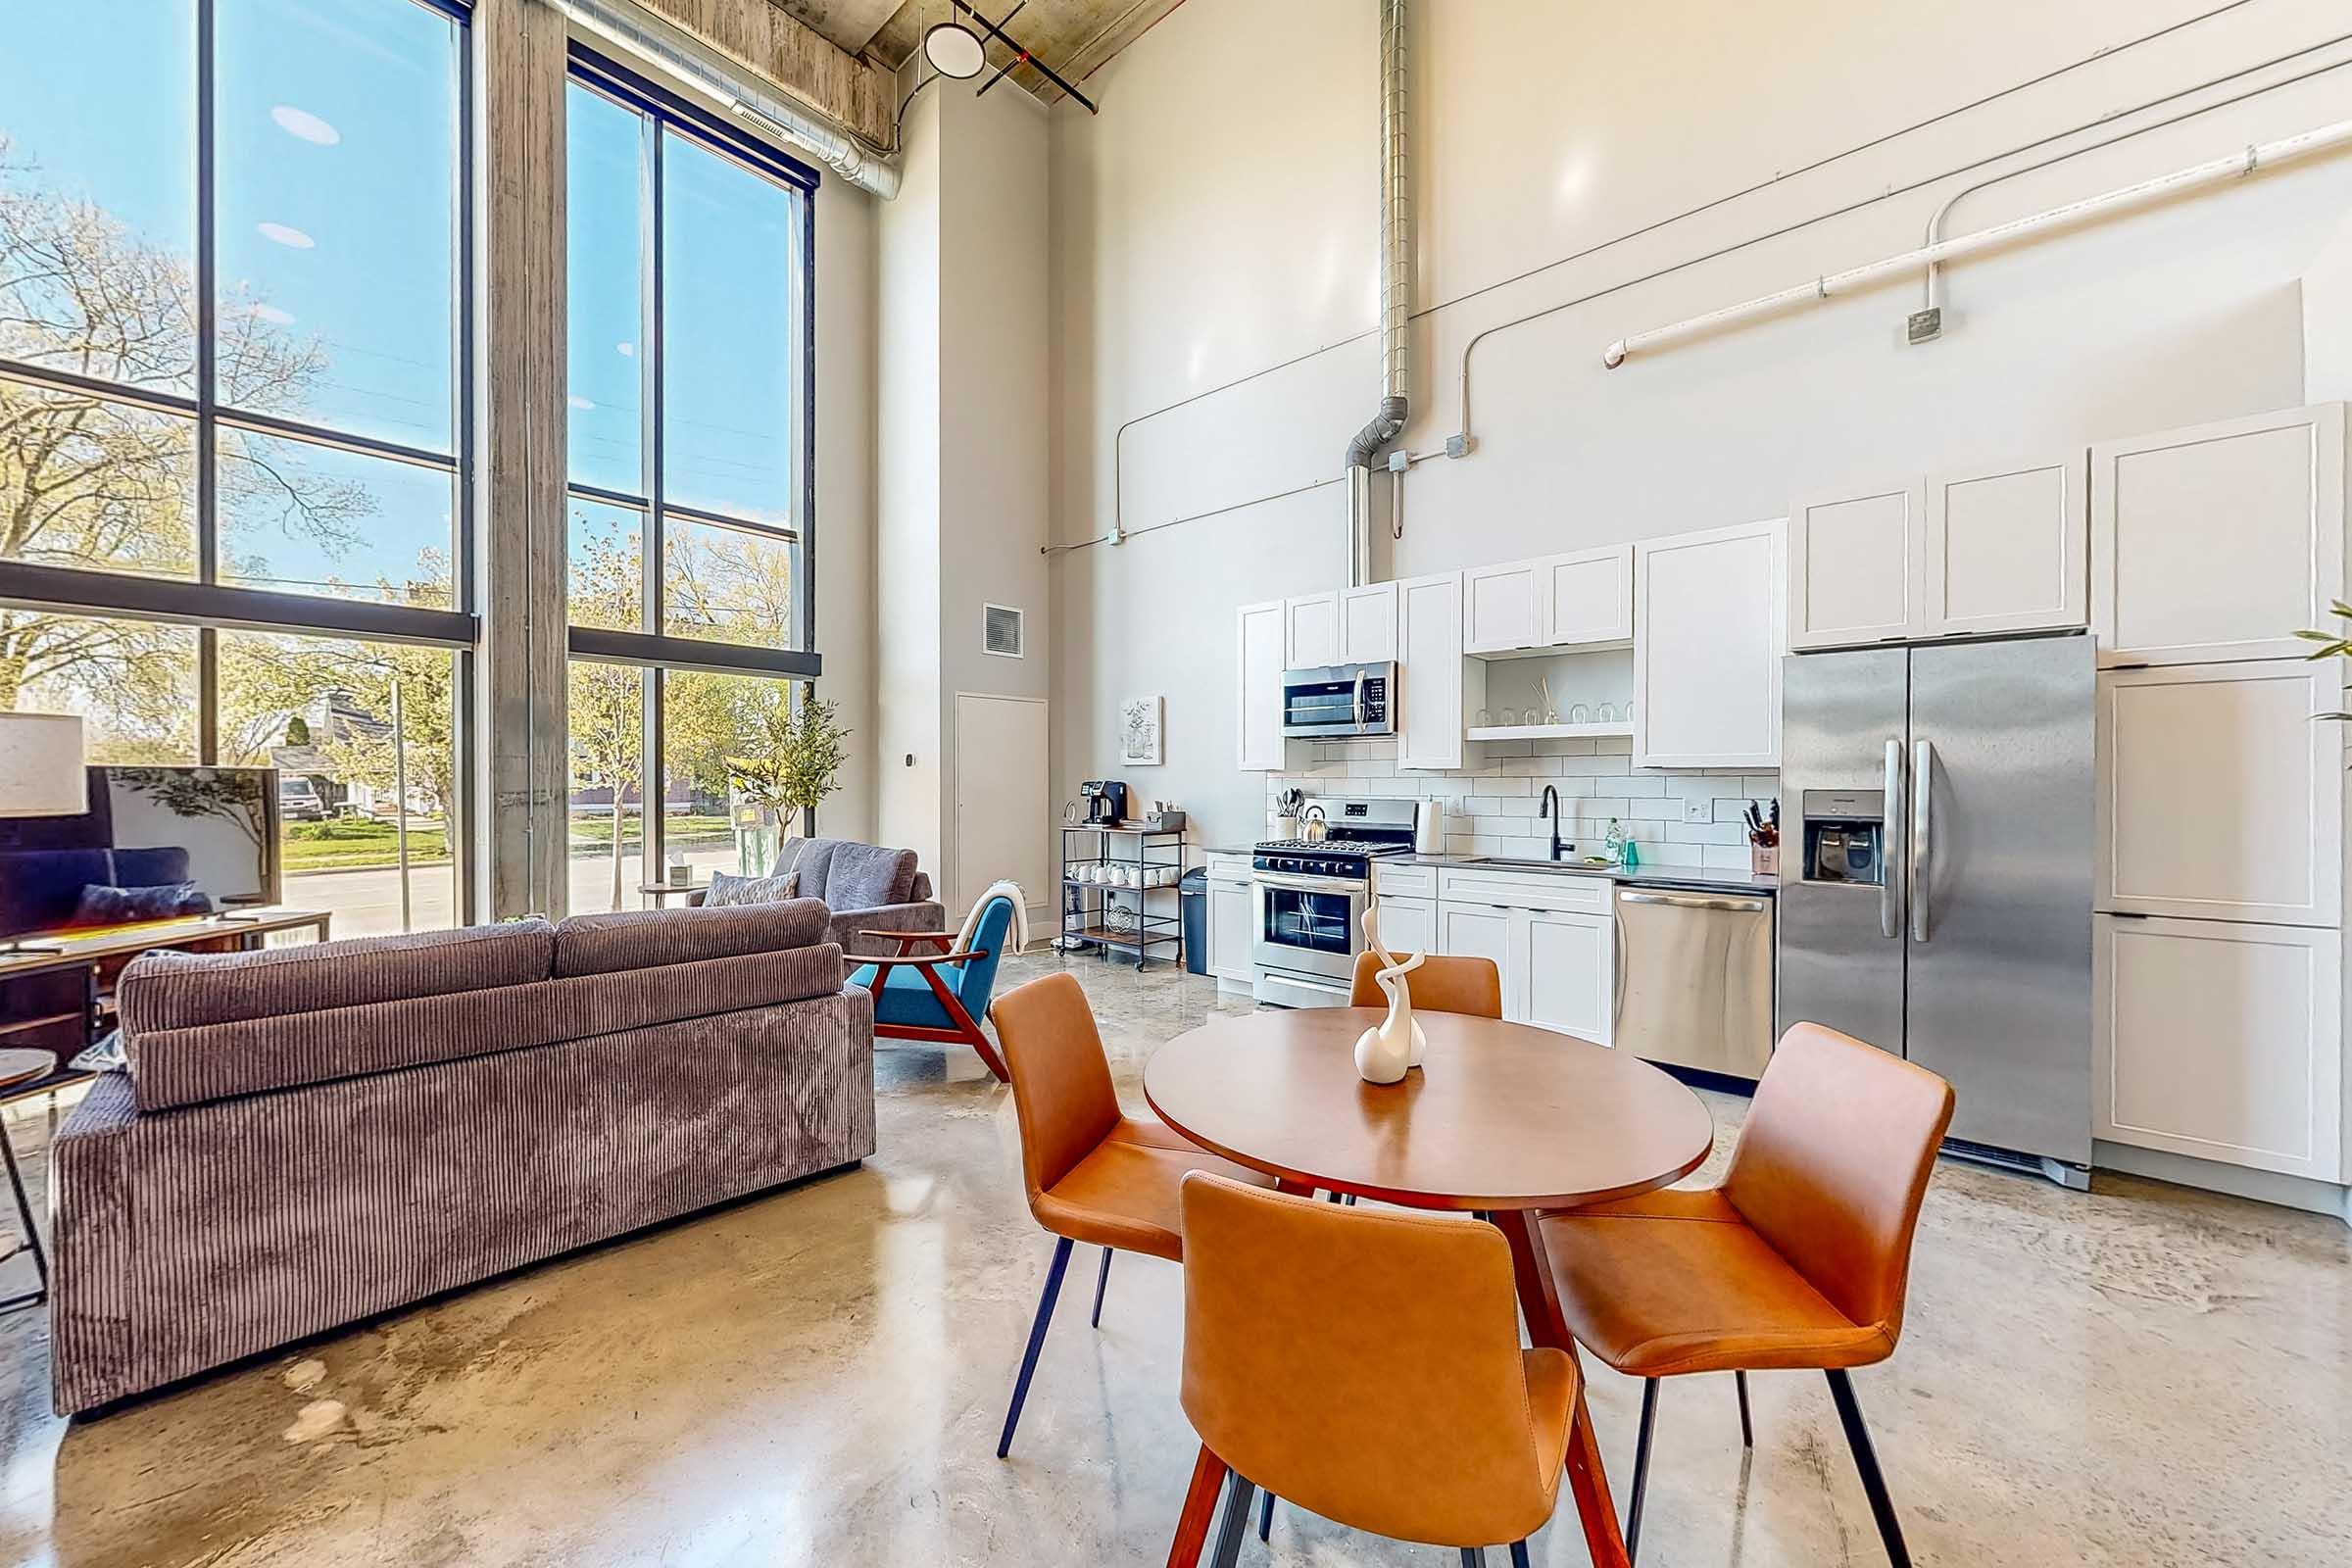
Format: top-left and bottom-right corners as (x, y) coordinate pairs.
(1465, 721), (1634, 742)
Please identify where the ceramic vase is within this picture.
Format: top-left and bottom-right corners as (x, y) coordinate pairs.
(1353, 902), (1429, 1084)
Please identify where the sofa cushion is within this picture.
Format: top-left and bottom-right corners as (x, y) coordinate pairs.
(124, 943), (850, 1111)
(120, 919), (556, 1037)
(821, 841), (920, 908)
(703, 868), (800, 908)
(73, 881), (212, 925)
(552, 898), (828, 977)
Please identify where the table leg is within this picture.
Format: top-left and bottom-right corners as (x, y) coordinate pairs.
(1497, 1209), (1630, 1568)
(1164, 1444), (1230, 1568)
(1273, 1178), (1316, 1198)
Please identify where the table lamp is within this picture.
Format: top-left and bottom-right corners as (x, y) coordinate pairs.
(0, 711), (88, 955)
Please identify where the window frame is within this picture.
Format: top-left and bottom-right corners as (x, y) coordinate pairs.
(563, 46), (821, 683)
(0, 0), (478, 924)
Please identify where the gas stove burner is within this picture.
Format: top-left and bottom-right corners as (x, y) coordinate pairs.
(1253, 837), (1410, 856)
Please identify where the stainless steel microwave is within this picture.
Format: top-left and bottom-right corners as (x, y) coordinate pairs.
(1281, 662), (1396, 738)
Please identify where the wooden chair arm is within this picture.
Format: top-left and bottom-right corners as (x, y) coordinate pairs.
(861, 929), (956, 953)
(858, 948), (989, 971)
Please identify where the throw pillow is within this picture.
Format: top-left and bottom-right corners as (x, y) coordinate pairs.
(705, 868), (800, 906)
(72, 881), (213, 925)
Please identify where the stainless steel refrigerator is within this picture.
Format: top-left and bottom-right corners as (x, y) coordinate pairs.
(1778, 633), (2094, 1186)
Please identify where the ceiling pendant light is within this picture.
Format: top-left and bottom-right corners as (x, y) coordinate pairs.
(921, 21), (987, 80)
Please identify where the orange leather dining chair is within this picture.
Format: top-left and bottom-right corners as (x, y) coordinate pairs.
(1535, 1023), (1955, 1565)
(1168, 1172), (1572, 1568)
(985, 972), (1275, 1459)
(1348, 950), (1504, 1017)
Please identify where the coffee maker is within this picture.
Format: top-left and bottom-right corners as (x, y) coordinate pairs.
(1080, 779), (1128, 826)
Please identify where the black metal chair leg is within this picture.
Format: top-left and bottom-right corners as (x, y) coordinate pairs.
(1257, 1485), (1274, 1541)
(1211, 1474), (1258, 1568)
(1090, 1248), (1113, 1328)
(1459, 1550), (1487, 1567)
(1735, 1369), (1753, 1448)
(997, 1237), (1074, 1457)
(1825, 1369), (1912, 1568)
(1625, 1376), (1660, 1563)
(1509, 1542), (1533, 1568)
(0, 1124), (48, 1308)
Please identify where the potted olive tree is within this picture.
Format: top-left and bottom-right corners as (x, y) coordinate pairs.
(726, 695), (851, 876)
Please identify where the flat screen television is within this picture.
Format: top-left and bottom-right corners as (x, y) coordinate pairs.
(0, 766), (283, 940)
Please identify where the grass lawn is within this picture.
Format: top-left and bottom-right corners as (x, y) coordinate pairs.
(568, 813), (734, 850)
(280, 817), (452, 872)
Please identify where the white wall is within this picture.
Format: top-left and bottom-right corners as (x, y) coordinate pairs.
(1050, 0), (2352, 852)
(875, 77), (1053, 887)
(814, 172), (880, 843)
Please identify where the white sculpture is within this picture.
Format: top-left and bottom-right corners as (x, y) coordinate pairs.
(1353, 901), (1429, 1085)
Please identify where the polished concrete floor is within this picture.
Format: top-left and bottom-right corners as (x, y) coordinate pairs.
(2, 950), (2349, 1566)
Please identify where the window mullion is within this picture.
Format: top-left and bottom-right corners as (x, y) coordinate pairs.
(195, 0), (218, 595)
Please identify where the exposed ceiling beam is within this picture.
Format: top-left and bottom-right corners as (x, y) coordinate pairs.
(633, 0), (896, 148)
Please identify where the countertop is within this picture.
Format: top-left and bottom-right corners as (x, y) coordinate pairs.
(1389, 854), (1777, 897)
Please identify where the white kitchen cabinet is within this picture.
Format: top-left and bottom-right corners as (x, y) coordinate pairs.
(1925, 455), (2085, 638)
(1396, 570), (1484, 771)
(1540, 547), (1635, 646)
(2096, 662), (2342, 927)
(1286, 592), (1341, 669)
(2090, 403), (2346, 665)
(1788, 479), (1921, 650)
(1377, 896), (1436, 959)
(1634, 518), (1785, 769)
(1207, 876), (1254, 986)
(1437, 902), (1516, 1016)
(1524, 908), (1615, 1045)
(2095, 913), (2342, 1182)
(1236, 600), (1288, 771)
(1339, 581), (1398, 663)
(1463, 562), (1544, 655)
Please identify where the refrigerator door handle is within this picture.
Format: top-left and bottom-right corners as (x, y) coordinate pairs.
(1882, 737), (1907, 941)
(1911, 738), (1934, 944)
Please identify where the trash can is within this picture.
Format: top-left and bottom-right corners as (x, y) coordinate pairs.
(1179, 867), (1209, 976)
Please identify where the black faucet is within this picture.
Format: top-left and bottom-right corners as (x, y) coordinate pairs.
(1540, 784), (1566, 861)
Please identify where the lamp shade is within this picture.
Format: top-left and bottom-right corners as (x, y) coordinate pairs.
(0, 711), (89, 817)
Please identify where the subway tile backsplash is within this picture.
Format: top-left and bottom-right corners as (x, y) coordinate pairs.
(1269, 737), (1779, 873)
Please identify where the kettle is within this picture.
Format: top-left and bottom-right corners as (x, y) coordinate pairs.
(1300, 804), (1330, 845)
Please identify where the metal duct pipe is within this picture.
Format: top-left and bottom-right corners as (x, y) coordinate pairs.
(550, 0), (903, 199)
(1345, 0), (1410, 586)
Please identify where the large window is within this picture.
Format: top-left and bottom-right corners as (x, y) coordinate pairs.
(564, 52), (817, 911)
(0, 0), (472, 933)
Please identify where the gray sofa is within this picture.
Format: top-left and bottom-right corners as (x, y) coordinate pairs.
(692, 837), (946, 958)
(47, 899), (875, 1415)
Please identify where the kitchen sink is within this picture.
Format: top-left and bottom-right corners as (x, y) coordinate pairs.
(1458, 857), (1616, 875)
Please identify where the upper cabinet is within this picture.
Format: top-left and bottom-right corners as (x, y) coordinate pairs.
(1285, 592), (1341, 669)
(1396, 570), (1481, 771)
(1788, 479), (1921, 649)
(1237, 600), (1288, 771)
(1926, 456), (2085, 638)
(1790, 457), (2085, 650)
(1338, 581), (1398, 663)
(1463, 547), (1633, 656)
(2090, 403), (2346, 666)
(1634, 519), (1785, 769)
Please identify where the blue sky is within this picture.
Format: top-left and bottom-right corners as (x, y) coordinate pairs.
(3, 0), (805, 607)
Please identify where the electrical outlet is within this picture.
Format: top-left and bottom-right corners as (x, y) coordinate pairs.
(1683, 798), (1713, 824)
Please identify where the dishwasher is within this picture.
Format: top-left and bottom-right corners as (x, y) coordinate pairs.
(1613, 886), (1775, 1079)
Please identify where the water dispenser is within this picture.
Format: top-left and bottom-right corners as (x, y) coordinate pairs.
(1800, 789), (1886, 886)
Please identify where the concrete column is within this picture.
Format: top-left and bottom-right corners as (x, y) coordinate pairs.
(472, 0), (571, 919)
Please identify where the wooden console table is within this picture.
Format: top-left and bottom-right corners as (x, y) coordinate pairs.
(0, 909), (333, 1055)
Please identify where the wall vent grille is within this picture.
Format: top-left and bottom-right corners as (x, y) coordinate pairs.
(984, 604), (1025, 658)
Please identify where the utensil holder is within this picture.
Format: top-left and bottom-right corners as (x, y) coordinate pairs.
(1750, 845), (1780, 877)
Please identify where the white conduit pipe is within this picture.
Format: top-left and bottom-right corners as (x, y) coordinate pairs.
(1602, 116), (2352, 368)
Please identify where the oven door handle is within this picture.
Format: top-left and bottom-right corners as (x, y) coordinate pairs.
(1251, 870), (1368, 896)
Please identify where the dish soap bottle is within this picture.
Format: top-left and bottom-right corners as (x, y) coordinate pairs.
(1604, 817), (1628, 865)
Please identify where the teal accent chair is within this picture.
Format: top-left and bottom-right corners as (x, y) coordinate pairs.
(849, 892), (1016, 1082)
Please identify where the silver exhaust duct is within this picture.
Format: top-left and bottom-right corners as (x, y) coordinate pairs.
(1344, 0), (1410, 585)
(551, 0), (903, 200)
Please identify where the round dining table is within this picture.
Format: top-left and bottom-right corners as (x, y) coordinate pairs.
(1144, 1006), (1716, 1568)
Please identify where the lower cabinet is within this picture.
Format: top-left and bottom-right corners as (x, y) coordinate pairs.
(1434, 880), (1616, 1046)
(2094, 913), (2344, 1182)
(1207, 876), (1254, 985)
(1525, 908), (1615, 1044)
(1379, 895), (1436, 959)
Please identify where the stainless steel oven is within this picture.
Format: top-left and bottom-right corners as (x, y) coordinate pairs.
(1251, 867), (1368, 993)
(1281, 662), (1395, 739)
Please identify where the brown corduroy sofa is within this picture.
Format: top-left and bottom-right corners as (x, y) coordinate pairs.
(46, 899), (875, 1415)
